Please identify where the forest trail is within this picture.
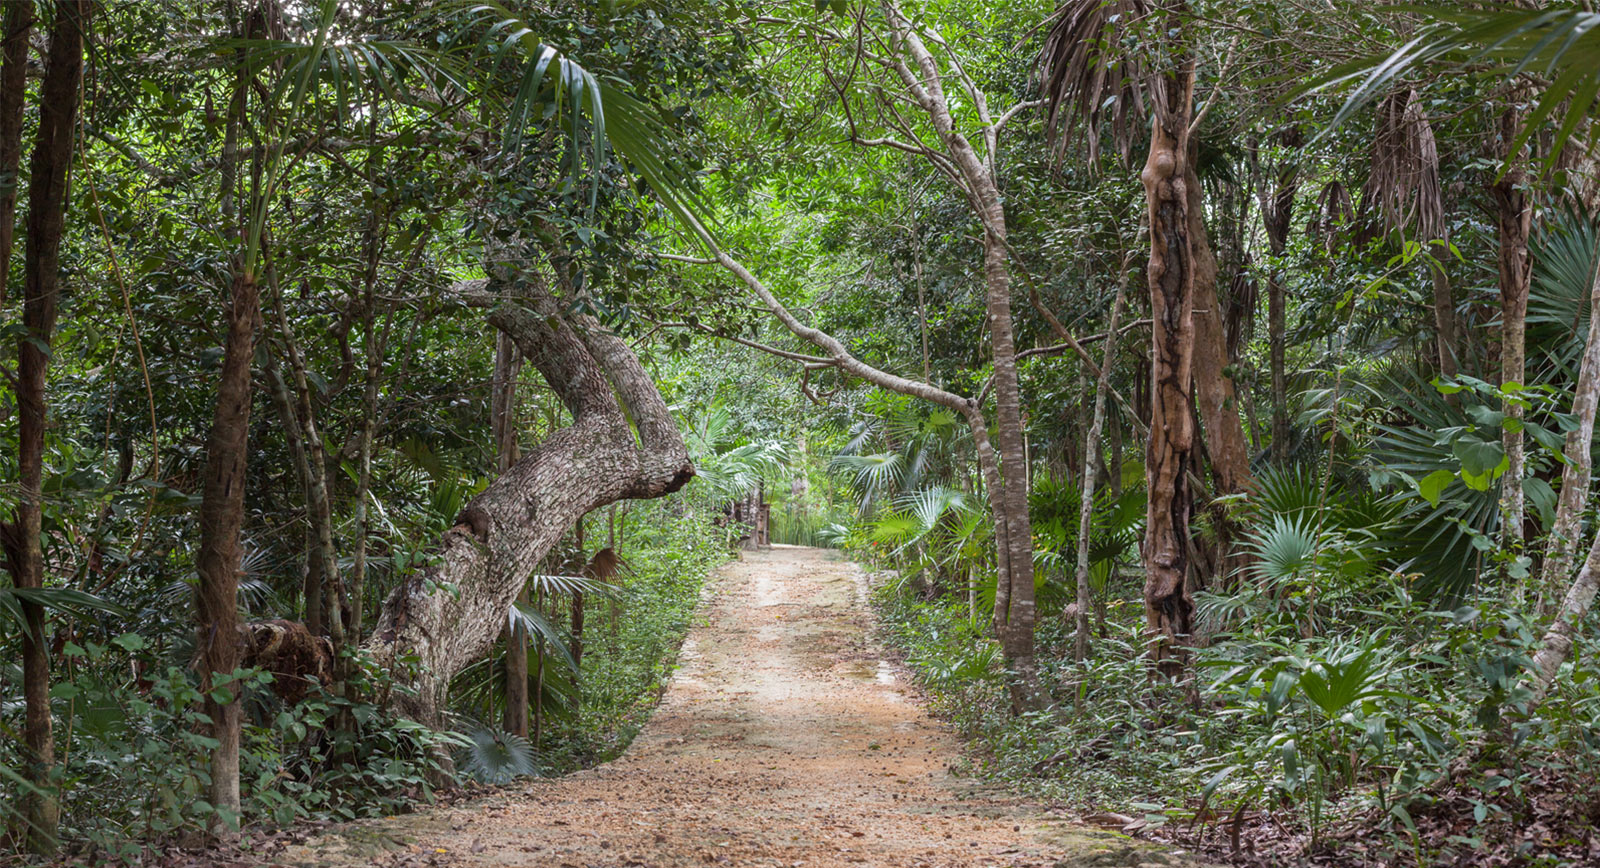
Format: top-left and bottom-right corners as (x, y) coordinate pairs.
(281, 546), (1199, 868)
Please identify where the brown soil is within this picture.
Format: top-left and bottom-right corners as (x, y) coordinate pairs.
(279, 546), (1206, 868)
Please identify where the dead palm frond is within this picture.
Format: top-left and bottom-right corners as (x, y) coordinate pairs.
(1037, 0), (1154, 166)
(1361, 88), (1443, 243)
(1309, 180), (1356, 253)
(1224, 259), (1257, 362)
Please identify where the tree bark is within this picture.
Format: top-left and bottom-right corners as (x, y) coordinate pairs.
(368, 282), (693, 726)
(1491, 105), (1532, 561)
(194, 268), (257, 833)
(1141, 56), (1199, 682)
(1540, 256), (1600, 609)
(1430, 247), (1458, 380)
(1074, 278), (1127, 662)
(1526, 525), (1600, 705)
(1258, 138), (1298, 464)
(11, 2), (84, 852)
(492, 328), (529, 738)
(0, 0), (32, 306)
(1189, 164), (1253, 591)
(194, 9), (255, 828)
(1188, 170), (1252, 502)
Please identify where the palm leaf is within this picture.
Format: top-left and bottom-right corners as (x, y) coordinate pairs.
(1304, 6), (1600, 166)
(0, 587), (131, 643)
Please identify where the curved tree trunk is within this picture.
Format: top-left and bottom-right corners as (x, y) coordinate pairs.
(1141, 56), (1199, 682)
(1527, 528), (1600, 705)
(367, 281), (693, 726)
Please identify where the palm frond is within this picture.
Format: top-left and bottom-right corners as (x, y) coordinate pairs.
(1305, 7), (1600, 166)
(458, 723), (536, 784)
(0, 587), (130, 643)
(1037, 0), (1154, 165)
(1362, 88), (1442, 241)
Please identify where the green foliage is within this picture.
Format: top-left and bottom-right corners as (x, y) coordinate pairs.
(1, 641), (456, 855)
(526, 495), (732, 772)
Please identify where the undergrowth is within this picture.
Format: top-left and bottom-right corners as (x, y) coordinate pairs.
(874, 571), (1600, 867)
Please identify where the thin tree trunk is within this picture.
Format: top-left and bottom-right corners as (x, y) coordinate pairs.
(0, 1), (32, 306)
(1110, 411), (1123, 496)
(1258, 129), (1299, 464)
(533, 586), (545, 752)
(1189, 166), (1253, 590)
(1492, 105), (1532, 563)
(491, 327), (529, 737)
(268, 263), (346, 661)
(1141, 55), (1199, 682)
(194, 267), (257, 834)
(1431, 247), (1458, 380)
(571, 517), (586, 672)
(194, 12), (255, 827)
(263, 355), (321, 635)
(1540, 256), (1600, 608)
(348, 140), (396, 646)
(349, 297), (393, 646)
(915, 248), (930, 383)
(11, 2), (85, 851)
(1189, 171), (1252, 501)
(1074, 278), (1127, 662)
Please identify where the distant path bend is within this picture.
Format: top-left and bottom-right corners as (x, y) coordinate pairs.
(284, 546), (1202, 868)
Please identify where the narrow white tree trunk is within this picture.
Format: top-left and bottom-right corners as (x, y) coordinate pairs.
(1540, 258), (1600, 608)
(1073, 278), (1127, 662)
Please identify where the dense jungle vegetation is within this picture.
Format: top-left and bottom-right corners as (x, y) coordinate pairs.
(3, 0), (1600, 865)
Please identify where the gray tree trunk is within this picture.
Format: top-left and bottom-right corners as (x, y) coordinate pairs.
(1074, 279), (1127, 662)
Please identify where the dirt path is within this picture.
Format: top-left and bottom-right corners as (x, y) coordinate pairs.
(282, 546), (1201, 868)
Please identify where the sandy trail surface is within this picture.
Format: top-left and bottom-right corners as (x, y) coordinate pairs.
(281, 546), (1200, 868)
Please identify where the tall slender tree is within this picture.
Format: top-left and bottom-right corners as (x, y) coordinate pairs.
(11, 0), (88, 853)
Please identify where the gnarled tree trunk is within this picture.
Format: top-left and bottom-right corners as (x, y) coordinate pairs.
(1141, 55), (1199, 682)
(367, 281), (692, 726)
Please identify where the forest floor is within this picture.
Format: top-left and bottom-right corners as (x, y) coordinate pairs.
(277, 546), (1211, 868)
